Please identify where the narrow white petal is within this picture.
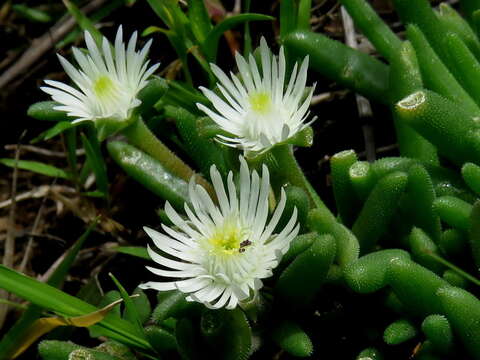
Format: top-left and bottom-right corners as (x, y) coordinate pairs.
(248, 53), (263, 91)
(147, 245), (195, 271)
(260, 37), (271, 91)
(235, 52), (255, 93)
(210, 165), (230, 215)
(139, 281), (176, 291)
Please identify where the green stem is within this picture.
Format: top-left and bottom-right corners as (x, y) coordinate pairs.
(426, 251), (480, 287)
(270, 145), (331, 214)
(121, 117), (213, 195)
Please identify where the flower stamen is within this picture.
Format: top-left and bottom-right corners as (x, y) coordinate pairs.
(93, 75), (117, 100)
(249, 92), (271, 114)
(207, 220), (246, 256)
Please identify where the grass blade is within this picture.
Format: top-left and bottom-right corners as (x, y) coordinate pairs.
(109, 273), (145, 336)
(203, 13), (274, 61)
(0, 221), (97, 358)
(113, 246), (150, 260)
(0, 265), (151, 350)
(0, 159), (70, 179)
(81, 132), (108, 199)
(62, 0), (103, 46)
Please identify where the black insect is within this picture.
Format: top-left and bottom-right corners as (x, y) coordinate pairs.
(238, 240), (252, 253)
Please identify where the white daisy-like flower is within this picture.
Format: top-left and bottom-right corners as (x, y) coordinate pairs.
(140, 157), (299, 309)
(197, 37), (316, 153)
(41, 26), (159, 124)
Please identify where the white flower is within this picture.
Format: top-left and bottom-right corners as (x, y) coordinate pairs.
(197, 37), (316, 153)
(140, 157), (299, 309)
(41, 26), (159, 124)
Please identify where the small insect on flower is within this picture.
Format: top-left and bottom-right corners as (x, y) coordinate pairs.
(41, 26), (159, 127)
(197, 37), (316, 153)
(140, 157), (300, 309)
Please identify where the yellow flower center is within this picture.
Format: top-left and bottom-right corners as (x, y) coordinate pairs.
(209, 223), (244, 256)
(93, 75), (116, 99)
(249, 92), (271, 113)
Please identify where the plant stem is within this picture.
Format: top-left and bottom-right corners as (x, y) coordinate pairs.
(270, 144), (332, 215)
(121, 117), (214, 196)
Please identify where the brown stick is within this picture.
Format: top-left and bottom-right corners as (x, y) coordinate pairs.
(0, 0), (107, 89)
(18, 180), (53, 274)
(0, 131), (25, 328)
(4, 144), (85, 158)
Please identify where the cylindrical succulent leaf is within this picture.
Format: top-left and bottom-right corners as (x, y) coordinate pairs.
(469, 201), (480, 267)
(439, 229), (468, 258)
(356, 347), (383, 360)
(443, 269), (468, 289)
(283, 30), (390, 104)
(437, 285), (480, 359)
(145, 325), (177, 352)
(352, 171), (408, 253)
(408, 227), (443, 274)
(434, 196), (473, 231)
(276, 186), (310, 233)
(307, 207), (360, 267)
(276, 234), (336, 305)
(383, 319), (417, 345)
(107, 141), (190, 210)
(152, 290), (201, 324)
(38, 341), (122, 360)
(462, 163), (480, 195)
(349, 161), (375, 202)
(330, 150), (359, 226)
(200, 308), (252, 360)
(386, 258), (448, 316)
(421, 314), (454, 355)
(437, 3), (480, 60)
(389, 40), (439, 164)
(395, 90), (480, 165)
(27, 101), (70, 122)
(272, 321), (313, 357)
(403, 165), (442, 242)
(344, 249), (411, 294)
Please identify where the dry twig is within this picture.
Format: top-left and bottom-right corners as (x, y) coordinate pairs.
(18, 181), (54, 274)
(4, 144), (85, 158)
(0, 131), (25, 327)
(0, 0), (108, 89)
(0, 185), (76, 209)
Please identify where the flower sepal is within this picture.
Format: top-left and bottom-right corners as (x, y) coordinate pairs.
(283, 125), (314, 147)
(196, 116), (233, 140)
(134, 76), (168, 116)
(239, 290), (270, 323)
(95, 113), (139, 141)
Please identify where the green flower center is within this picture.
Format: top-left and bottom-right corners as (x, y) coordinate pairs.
(249, 92), (271, 113)
(93, 75), (116, 100)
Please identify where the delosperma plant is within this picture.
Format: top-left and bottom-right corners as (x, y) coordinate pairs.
(2, 0), (480, 359)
